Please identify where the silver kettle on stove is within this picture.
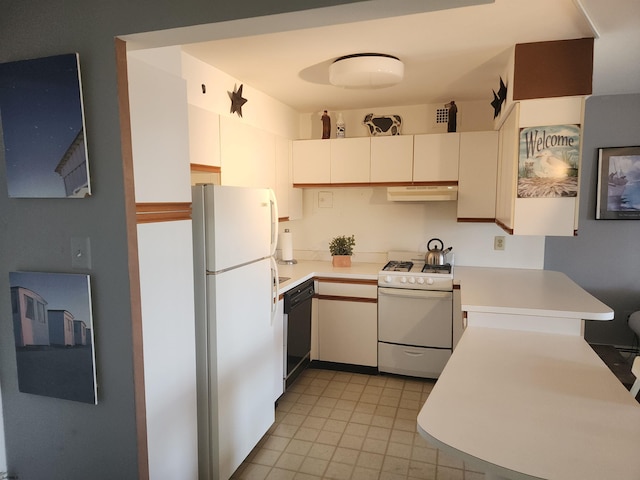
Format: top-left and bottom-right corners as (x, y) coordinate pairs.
(425, 238), (453, 265)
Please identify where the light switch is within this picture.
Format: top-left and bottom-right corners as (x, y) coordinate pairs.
(71, 236), (92, 269)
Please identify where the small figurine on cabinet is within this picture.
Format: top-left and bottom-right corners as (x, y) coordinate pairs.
(321, 110), (331, 139)
(446, 100), (457, 133)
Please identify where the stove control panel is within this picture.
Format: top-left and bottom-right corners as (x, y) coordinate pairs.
(379, 272), (452, 290)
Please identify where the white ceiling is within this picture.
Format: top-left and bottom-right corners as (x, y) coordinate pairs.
(177, 0), (640, 114)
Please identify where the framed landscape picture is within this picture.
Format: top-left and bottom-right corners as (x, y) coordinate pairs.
(0, 53), (91, 198)
(9, 272), (97, 404)
(596, 146), (640, 220)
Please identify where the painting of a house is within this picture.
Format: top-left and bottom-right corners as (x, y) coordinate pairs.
(8, 272), (97, 404)
(48, 310), (75, 347)
(11, 286), (50, 347)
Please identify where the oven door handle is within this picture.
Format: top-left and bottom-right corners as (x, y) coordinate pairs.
(378, 287), (451, 300)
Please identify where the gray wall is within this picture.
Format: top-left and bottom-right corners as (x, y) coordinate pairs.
(545, 94), (640, 347)
(0, 1), (362, 479)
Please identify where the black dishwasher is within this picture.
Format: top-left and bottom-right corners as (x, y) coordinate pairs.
(283, 278), (314, 390)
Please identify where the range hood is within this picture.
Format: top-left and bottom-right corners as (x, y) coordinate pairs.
(387, 185), (458, 202)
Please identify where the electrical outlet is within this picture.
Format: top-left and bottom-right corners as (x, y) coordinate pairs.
(494, 236), (505, 251)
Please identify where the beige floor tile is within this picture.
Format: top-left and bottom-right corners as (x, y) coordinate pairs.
(351, 466), (381, 480)
(370, 415), (394, 429)
(307, 443), (336, 461)
(293, 427), (320, 442)
(344, 422), (369, 437)
(316, 430), (342, 446)
(345, 382), (366, 393)
(323, 388), (345, 399)
(329, 409), (353, 422)
(350, 412), (373, 425)
(374, 405), (397, 418)
(309, 405), (332, 418)
(293, 473), (321, 480)
(408, 460), (436, 479)
(340, 390), (362, 402)
(305, 386), (327, 396)
(299, 456), (329, 476)
(392, 418), (416, 432)
(335, 399), (357, 411)
(363, 386), (384, 396)
(275, 452), (305, 471)
(316, 396), (339, 408)
(338, 434), (365, 450)
(356, 451), (385, 470)
(378, 471), (404, 480)
(359, 393), (381, 405)
(266, 467), (296, 480)
(262, 435), (291, 452)
(273, 423), (299, 438)
(438, 451), (465, 469)
(366, 426), (391, 441)
(349, 374), (370, 385)
(381, 455), (410, 475)
(252, 448), (282, 467)
(354, 403), (377, 415)
(379, 396), (400, 407)
(323, 418), (347, 433)
(285, 439), (313, 456)
(367, 377), (388, 387)
(237, 463), (271, 480)
(361, 438), (388, 455)
(436, 465), (464, 480)
(464, 471), (485, 480)
(324, 461), (355, 480)
(386, 441), (412, 459)
(411, 444), (437, 464)
(332, 446), (360, 465)
(281, 413), (306, 426)
(297, 394), (320, 406)
(396, 407), (418, 420)
(382, 387), (402, 398)
(301, 416), (326, 430)
(289, 403), (314, 416)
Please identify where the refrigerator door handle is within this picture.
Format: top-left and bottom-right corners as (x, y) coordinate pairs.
(270, 256), (279, 325)
(269, 189), (278, 257)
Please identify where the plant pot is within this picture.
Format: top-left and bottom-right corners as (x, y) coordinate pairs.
(332, 255), (351, 267)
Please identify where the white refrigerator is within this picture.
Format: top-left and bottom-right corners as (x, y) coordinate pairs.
(192, 184), (280, 480)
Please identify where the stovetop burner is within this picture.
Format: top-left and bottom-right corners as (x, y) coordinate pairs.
(382, 260), (414, 272)
(421, 264), (452, 274)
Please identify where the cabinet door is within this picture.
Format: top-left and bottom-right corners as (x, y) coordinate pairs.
(318, 300), (378, 366)
(292, 139), (331, 184)
(495, 105), (519, 232)
(330, 137), (370, 183)
(188, 105), (220, 167)
(370, 136), (413, 182)
(457, 131), (498, 220)
(413, 133), (460, 182)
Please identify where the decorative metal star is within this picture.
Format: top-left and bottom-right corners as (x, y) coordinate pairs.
(497, 76), (508, 103)
(228, 84), (248, 117)
(491, 90), (502, 119)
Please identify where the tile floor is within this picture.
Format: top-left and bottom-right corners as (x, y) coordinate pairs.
(232, 368), (484, 480)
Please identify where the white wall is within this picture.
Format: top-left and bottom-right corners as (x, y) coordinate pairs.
(284, 187), (545, 269)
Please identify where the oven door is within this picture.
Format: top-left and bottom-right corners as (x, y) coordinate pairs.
(378, 287), (452, 348)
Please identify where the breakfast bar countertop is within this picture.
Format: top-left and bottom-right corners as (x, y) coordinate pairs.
(454, 266), (614, 321)
(417, 326), (640, 480)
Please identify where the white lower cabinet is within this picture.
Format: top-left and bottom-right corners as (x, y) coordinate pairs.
(317, 280), (377, 367)
(377, 343), (450, 379)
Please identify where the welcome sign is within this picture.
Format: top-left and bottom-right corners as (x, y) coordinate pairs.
(518, 124), (581, 198)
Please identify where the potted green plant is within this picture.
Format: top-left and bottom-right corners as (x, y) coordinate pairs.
(329, 234), (355, 267)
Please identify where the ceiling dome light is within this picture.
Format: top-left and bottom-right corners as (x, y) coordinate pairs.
(329, 53), (404, 89)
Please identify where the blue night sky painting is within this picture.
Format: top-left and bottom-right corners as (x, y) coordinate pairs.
(0, 53), (89, 198)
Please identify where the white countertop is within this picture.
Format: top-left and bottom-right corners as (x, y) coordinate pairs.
(276, 260), (380, 295)
(417, 326), (640, 480)
(454, 266), (614, 321)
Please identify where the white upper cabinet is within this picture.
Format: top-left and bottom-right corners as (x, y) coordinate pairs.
(187, 105), (220, 167)
(370, 135), (413, 183)
(292, 139), (331, 184)
(457, 131), (499, 221)
(413, 133), (460, 182)
(496, 98), (584, 236)
(330, 137), (371, 184)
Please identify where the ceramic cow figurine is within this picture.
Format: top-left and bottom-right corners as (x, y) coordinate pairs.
(363, 114), (402, 136)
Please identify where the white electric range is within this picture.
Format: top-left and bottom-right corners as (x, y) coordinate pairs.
(377, 252), (453, 379)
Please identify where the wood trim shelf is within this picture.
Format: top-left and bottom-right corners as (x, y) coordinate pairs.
(135, 202), (192, 224)
(316, 294), (377, 304)
(315, 277), (378, 286)
(293, 181), (458, 189)
(457, 218), (496, 223)
(190, 163), (221, 173)
(495, 219), (514, 235)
